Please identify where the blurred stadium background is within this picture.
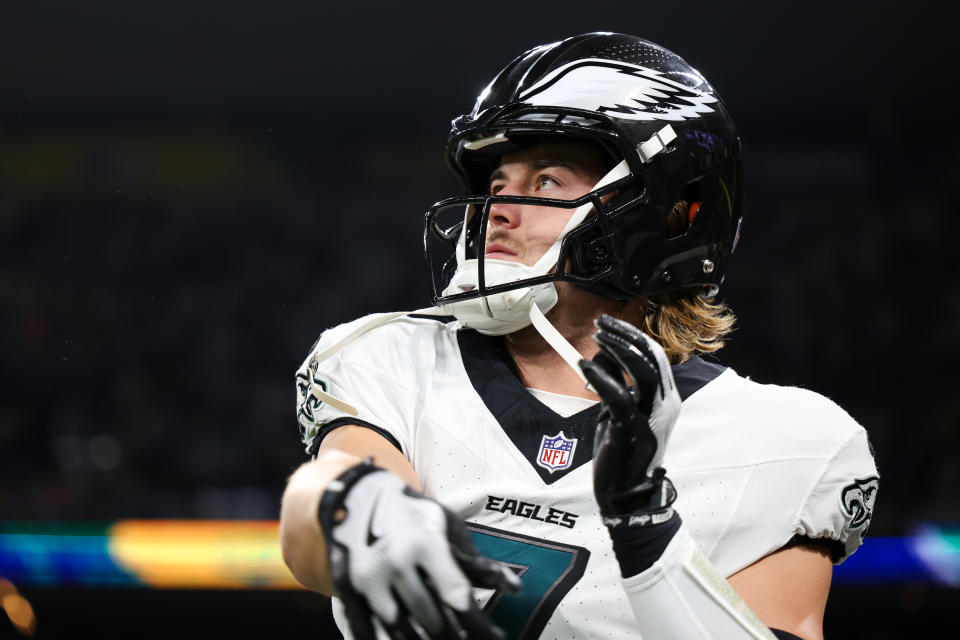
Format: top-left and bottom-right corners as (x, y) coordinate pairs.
(1, 1), (958, 637)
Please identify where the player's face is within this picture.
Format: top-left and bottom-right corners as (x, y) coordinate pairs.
(486, 142), (606, 267)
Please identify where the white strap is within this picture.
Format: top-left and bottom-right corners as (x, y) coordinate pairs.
(528, 304), (589, 385)
(637, 125), (677, 164)
(309, 307), (448, 417)
(312, 304), (591, 414)
(531, 159), (631, 275)
(311, 387), (360, 417)
(311, 307), (443, 364)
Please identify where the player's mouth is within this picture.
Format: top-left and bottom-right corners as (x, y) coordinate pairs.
(484, 242), (518, 260)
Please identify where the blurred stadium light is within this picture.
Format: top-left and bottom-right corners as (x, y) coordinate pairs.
(0, 520), (298, 589)
(2, 520), (958, 589)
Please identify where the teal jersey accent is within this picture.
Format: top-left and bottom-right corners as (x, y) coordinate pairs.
(468, 522), (589, 640)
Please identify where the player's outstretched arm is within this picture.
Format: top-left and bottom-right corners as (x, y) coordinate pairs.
(280, 425), (418, 595)
(581, 315), (826, 640)
(280, 426), (520, 640)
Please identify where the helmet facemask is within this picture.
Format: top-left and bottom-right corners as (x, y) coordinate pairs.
(425, 157), (635, 307)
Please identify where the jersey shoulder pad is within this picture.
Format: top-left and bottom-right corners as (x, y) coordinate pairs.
(800, 425), (878, 563)
(720, 369), (866, 456)
(733, 374), (878, 561)
(704, 370), (878, 562)
(295, 313), (458, 455)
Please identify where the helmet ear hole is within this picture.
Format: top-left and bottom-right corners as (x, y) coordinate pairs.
(665, 182), (703, 238)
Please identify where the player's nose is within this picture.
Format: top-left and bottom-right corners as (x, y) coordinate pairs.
(489, 184), (523, 229)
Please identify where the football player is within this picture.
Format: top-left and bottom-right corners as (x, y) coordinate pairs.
(280, 32), (878, 640)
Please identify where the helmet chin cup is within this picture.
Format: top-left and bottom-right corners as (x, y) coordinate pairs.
(440, 259), (559, 336)
(503, 287), (531, 309)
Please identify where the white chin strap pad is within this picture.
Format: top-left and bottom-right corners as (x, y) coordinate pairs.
(621, 524), (777, 640)
(441, 258), (559, 336)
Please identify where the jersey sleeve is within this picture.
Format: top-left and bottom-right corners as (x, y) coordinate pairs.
(295, 316), (422, 458)
(797, 428), (879, 563)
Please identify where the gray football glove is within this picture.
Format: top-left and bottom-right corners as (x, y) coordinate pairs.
(318, 462), (521, 639)
(579, 314), (682, 527)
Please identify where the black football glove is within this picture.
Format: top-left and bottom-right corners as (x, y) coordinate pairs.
(579, 314), (682, 527)
(318, 462), (521, 640)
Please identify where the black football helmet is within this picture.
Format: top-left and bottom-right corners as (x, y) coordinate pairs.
(424, 32), (743, 305)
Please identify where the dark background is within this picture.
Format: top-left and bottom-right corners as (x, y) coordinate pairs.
(1, 1), (958, 637)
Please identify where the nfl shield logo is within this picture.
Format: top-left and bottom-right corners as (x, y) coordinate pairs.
(537, 431), (578, 473)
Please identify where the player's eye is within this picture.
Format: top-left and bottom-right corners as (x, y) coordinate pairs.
(535, 175), (560, 191)
(490, 182), (505, 195)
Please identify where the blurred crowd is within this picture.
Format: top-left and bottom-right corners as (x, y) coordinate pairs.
(1, 117), (958, 536)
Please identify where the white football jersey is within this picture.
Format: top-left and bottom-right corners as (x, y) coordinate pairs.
(295, 314), (879, 640)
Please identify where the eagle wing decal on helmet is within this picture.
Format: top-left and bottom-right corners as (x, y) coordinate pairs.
(518, 58), (718, 122)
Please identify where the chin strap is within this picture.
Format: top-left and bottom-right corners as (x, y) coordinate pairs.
(306, 307), (449, 416)
(306, 303), (591, 417)
(528, 303), (590, 385)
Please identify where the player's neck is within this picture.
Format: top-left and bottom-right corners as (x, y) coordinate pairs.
(504, 284), (623, 400)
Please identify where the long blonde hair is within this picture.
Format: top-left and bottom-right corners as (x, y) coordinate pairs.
(621, 290), (736, 365)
